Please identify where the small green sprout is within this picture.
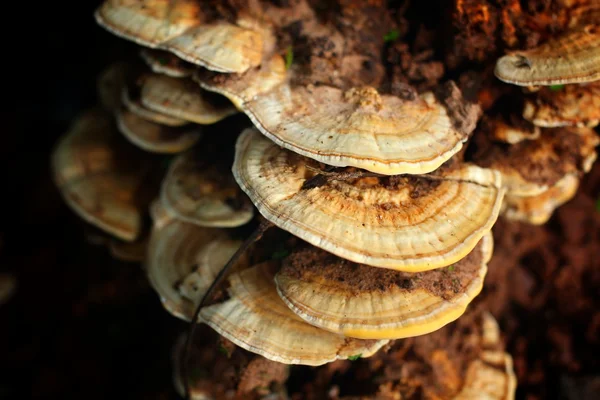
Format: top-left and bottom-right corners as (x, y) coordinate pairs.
(447, 265), (455, 272)
(383, 29), (400, 43)
(285, 46), (294, 69)
(549, 84), (565, 91)
(218, 344), (231, 358)
(596, 196), (600, 213)
(348, 354), (362, 361)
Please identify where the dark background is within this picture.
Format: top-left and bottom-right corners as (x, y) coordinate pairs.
(1, 2), (185, 398)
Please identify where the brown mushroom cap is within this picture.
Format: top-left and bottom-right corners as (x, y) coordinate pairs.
(502, 173), (580, 225)
(160, 149), (254, 227)
(139, 74), (237, 125)
(200, 262), (388, 365)
(523, 82), (600, 128)
(474, 126), (599, 196)
(146, 202), (241, 321)
(95, 0), (263, 73)
(233, 129), (504, 272)
(51, 108), (153, 241)
(495, 25), (600, 86)
(140, 49), (194, 78)
(485, 116), (541, 145)
(116, 109), (202, 153)
(274, 233), (492, 340)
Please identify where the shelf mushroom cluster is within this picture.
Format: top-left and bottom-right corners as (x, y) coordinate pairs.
(45, 0), (540, 398)
(488, 10), (600, 224)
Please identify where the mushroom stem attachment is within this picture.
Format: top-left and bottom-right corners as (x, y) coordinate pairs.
(182, 220), (272, 400)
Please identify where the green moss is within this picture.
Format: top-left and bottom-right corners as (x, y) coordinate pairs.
(285, 46), (294, 70)
(218, 344), (231, 358)
(383, 29), (400, 43)
(348, 354), (362, 361)
(549, 84), (565, 91)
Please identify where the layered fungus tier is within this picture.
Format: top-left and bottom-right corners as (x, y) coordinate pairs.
(45, 0), (600, 399)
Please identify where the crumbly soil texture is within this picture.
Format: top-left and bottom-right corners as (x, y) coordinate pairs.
(2, 0), (599, 399)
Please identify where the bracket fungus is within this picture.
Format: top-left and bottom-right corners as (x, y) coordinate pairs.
(51, 108), (153, 242)
(200, 262), (388, 366)
(243, 83), (473, 175)
(160, 149), (254, 227)
(274, 233), (492, 340)
(121, 83), (188, 127)
(116, 109), (202, 153)
(140, 49), (194, 78)
(139, 74), (237, 125)
(95, 0), (264, 73)
(522, 81), (600, 128)
(502, 174), (581, 225)
(233, 129), (504, 272)
(146, 202), (242, 321)
(474, 126), (599, 197)
(194, 54), (287, 110)
(495, 25), (600, 86)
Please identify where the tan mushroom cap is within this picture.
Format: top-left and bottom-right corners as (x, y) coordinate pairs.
(121, 85), (188, 126)
(275, 233), (492, 340)
(200, 262), (388, 365)
(475, 127), (599, 197)
(140, 49), (193, 78)
(146, 203), (241, 321)
(51, 109), (152, 241)
(243, 82), (470, 175)
(234, 129), (504, 272)
(455, 312), (517, 400)
(116, 109), (201, 153)
(495, 25), (600, 86)
(140, 74), (237, 124)
(523, 82), (600, 128)
(489, 118), (541, 144)
(160, 150), (254, 228)
(95, 0), (263, 73)
(195, 54), (287, 110)
(502, 174), (580, 225)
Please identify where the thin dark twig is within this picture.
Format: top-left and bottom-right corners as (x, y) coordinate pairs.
(182, 220), (272, 400)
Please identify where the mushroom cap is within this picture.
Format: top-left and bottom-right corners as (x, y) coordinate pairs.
(474, 126), (599, 196)
(200, 262), (388, 365)
(495, 25), (600, 86)
(233, 129), (504, 272)
(109, 237), (148, 263)
(139, 74), (237, 124)
(160, 149), (254, 227)
(146, 204), (240, 321)
(97, 62), (128, 113)
(502, 173), (580, 225)
(454, 312), (517, 400)
(488, 117), (541, 144)
(164, 21), (264, 74)
(116, 109), (202, 153)
(51, 108), (152, 241)
(195, 54), (287, 110)
(121, 85), (188, 126)
(95, 0), (263, 73)
(274, 233), (492, 340)
(523, 82), (600, 128)
(140, 48), (194, 78)
(243, 83), (471, 175)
